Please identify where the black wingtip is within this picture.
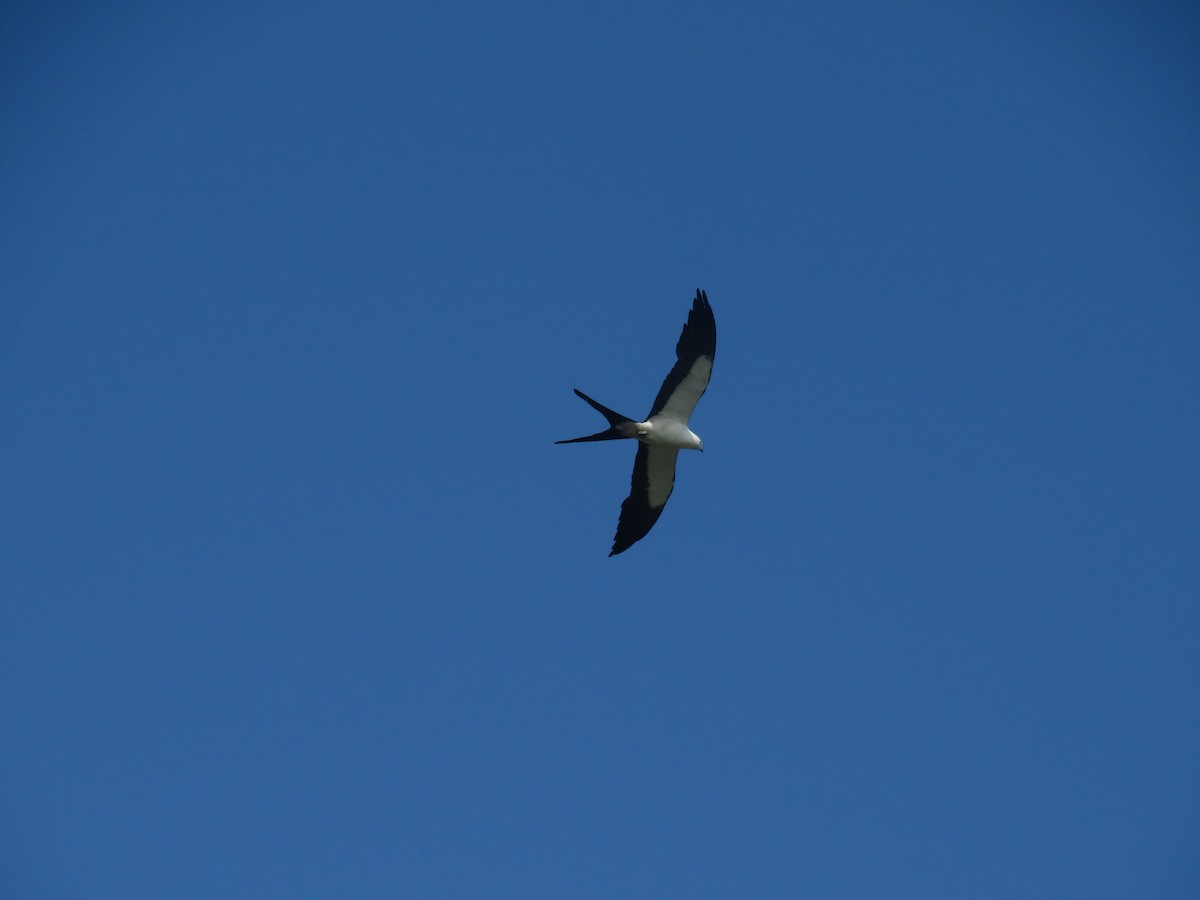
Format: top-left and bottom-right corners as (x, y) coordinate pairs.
(669, 288), (716, 367)
(608, 533), (640, 557)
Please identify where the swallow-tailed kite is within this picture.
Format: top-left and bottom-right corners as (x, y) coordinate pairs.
(557, 289), (716, 556)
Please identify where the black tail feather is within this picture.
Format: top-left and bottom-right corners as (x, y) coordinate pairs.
(555, 389), (637, 445)
(555, 428), (626, 444)
(572, 389), (634, 427)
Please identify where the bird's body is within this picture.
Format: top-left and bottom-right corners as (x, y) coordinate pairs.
(623, 417), (704, 450)
(557, 289), (716, 556)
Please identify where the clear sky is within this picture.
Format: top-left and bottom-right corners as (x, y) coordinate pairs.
(3, 2), (1198, 897)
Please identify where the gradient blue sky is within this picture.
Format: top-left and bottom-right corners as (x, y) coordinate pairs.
(3, 2), (1198, 897)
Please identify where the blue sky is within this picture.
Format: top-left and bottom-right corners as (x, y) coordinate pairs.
(3, 2), (1198, 897)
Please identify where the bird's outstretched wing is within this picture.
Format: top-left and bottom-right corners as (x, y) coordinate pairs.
(610, 444), (679, 556)
(647, 289), (717, 422)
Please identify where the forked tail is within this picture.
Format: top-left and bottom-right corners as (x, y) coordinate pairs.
(555, 389), (637, 444)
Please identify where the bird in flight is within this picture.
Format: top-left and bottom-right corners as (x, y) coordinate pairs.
(557, 289), (716, 556)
